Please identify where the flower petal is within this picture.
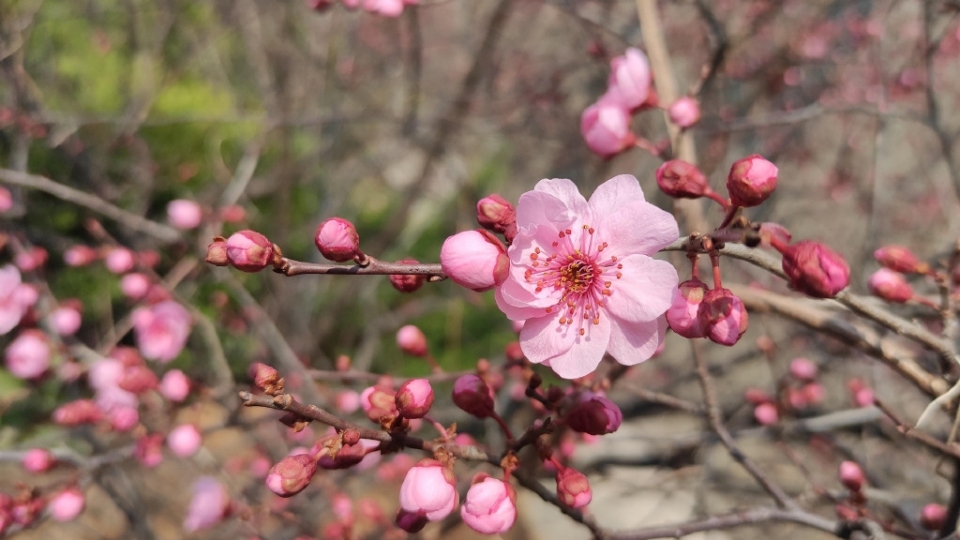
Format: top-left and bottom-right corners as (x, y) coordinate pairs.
(588, 174), (645, 215)
(520, 313), (611, 379)
(604, 255), (678, 323)
(597, 199), (679, 258)
(605, 316), (665, 366)
(533, 178), (591, 220)
(495, 285), (548, 321)
(515, 190), (574, 233)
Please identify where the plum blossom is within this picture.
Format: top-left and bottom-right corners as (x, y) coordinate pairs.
(0, 265), (38, 335)
(132, 300), (192, 362)
(495, 175), (679, 378)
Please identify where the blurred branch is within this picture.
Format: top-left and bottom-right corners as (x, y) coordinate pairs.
(0, 168), (182, 243)
(402, 6), (423, 136)
(608, 506), (840, 540)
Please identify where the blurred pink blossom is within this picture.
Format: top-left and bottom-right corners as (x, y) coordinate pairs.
(167, 199), (203, 229)
(132, 300), (192, 362)
(183, 477), (230, 532)
(4, 330), (50, 380)
(0, 265), (38, 335)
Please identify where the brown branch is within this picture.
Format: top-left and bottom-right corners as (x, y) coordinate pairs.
(609, 506), (839, 540)
(874, 399), (960, 460)
(278, 256), (445, 279)
(0, 167), (182, 243)
(691, 341), (798, 509)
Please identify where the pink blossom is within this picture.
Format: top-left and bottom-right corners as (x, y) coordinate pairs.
(4, 330), (50, 380)
(921, 503), (948, 531)
(132, 300), (192, 362)
(868, 268), (913, 303)
(452, 374), (495, 418)
(168, 424), (203, 457)
(104, 248), (136, 274)
(396, 325), (428, 356)
(753, 402), (779, 425)
(107, 406), (139, 431)
(476, 194), (517, 240)
(398, 459), (459, 521)
(460, 475), (517, 534)
(606, 48), (652, 109)
(495, 175), (678, 378)
(874, 245), (927, 274)
(565, 391), (622, 435)
(22, 448), (54, 473)
(225, 230), (274, 272)
(159, 369), (190, 402)
(839, 461), (864, 492)
(555, 467), (591, 508)
(363, 0), (404, 17)
(48, 488), (85, 522)
(135, 434), (164, 468)
(698, 288), (748, 346)
(389, 258), (427, 293)
(48, 305), (82, 336)
(726, 154), (778, 208)
(167, 199), (203, 229)
(580, 99), (635, 158)
(120, 273), (151, 300)
(0, 187), (12, 212)
(789, 358), (818, 381)
(656, 160), (711, 199)
(668, 97), (701, 128)
(779, 241), (850, 299)
(334, 390), (360, 413)
(266, 454), (318, 497)
(15, 247), (47, 272)
(63, 246), (99, 267)
(0, 265), (38, 335)
(666, 278), (709, 338)
(440, 230), (509, 292)
(183, 477), (230, 532)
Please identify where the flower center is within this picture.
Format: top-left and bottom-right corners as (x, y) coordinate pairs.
(523, 224), (623, 339)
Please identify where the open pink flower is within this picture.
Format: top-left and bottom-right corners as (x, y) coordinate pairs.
(132, 301), (192, 363)
(495, 176), (679, 378)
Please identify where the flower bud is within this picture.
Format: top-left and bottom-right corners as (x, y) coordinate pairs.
(251, 362), (282, 394)
(874, 245), (928, 274)
(225, 230), (274, 272)
(120, 272), (151, 299)
(395, 508), (428, 533)
(104, 247), (136, 274)
(697, 288), (749, 346)
(52, 399), (103, 426)
(63, 245), (99, 267)
(668, 96), (701, 128)
(838, 461), (864, 492)
(753, 402), (779, 425)
(789, 358), (818, 381)
(22, 448), (54, 473)
(167, 199), (203, 230)
(920, 503), (947, 531)
(183, 477), (230, 532)
(167, 424), (203, 458)
(15, 247), (48, 272)
(666, 278), (709, 338)
(759, 222), (792, 248)
(315, 217), (361, 263)
(779, 241), (850, 298)
(118, 365), (158, 394)
(726, 154), (778, 207)
(205, 238), (229, 266)
(135, 433), (164, 468)
(4, 330), (50, 380)
(360, 385), (398, 423)
(48, 488), (85, 522)
(396, 325), (428, 357)
(389, 259), (427, 293)
(316, 437), (369, 470)
(452, 374), (495, 418)
(160, 369), (190, 402)
(656, 160), (710, 199)
(476, 194), (517, 240)
(566, 392), (622, 435)
(266, 454), (318, 497)
(48, 304), (82, 336)
(867, 268), (913, 303)
(219, 204), (246, 223)
(580, 99), (635, 158)
(606, 48), (652, 110)
(396, 378), (434, 419)
(556, 467), (591, 508)
(461, 475), (517, 534)
(440, 230), (509, 292)
(398, 459), (459, 521)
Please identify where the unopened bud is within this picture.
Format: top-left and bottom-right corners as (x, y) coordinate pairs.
(48, 488), (85, 522)
(225, 230), (274, 272)
(656, 160), (710, 199)
(789, 358), (818, 381)
(22, 448), (55, 473)
(395, 508), (428, 533)
(360, 385), (398, 423)
(726, 154), (778, 207)
(396, 325), (428, 357)
(389, 259), (427, 293)
(838, 461), (865, 492)
(920, 503), (947, 531)
(666, 278), (709, 338)
(315, 217), (361, 263)
(697, 287), (749, 346)
(753, 402), (779, 425)
(395, 378), (435, 419)
(874, 245), (928, 274)
(266, 454), (318, 497)
(779, 241), (850, 298)
(555, 467), (591, 508)
(566, 392), (622, 435)
(453, 375), (496, 418)
(476, 194), (517, 240)
(867, 268), (913, 303)
(440, 230), (509, 292)
(251, 363), (283, 395)
(52, 399), (103, 426)
(667, 96), (701, 128)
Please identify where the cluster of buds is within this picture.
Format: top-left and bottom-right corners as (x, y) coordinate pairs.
(745, 357), (826, 425)
(667, 279), (748, 346)
(308, 0), (419, 18)
(656, 154), (778, 211)
(580, 48), (659, 158)
(206, 230), (278, 273)
(396, 458), (459, 532)
(438, 193), (518, 293)
(867, 245), (937, 307)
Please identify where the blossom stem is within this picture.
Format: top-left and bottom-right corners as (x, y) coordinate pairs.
(710, 251), (722, 289)
(717, 205), (741, 230)
(632, 137), (667, 157)
(490, 411), (515, 441)
(423, 415), (452, 441)
(704, 190), (729, 209)
(424, 353), (443, 374)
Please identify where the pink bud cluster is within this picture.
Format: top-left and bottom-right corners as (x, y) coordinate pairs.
(666, 279), (748, 346)
(313, 0), (418, 18)
(206, 230), (277, 273)
(655, 154), (779, 209)
(580, 48), (655, 158)
(867, 245), (935, 305)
